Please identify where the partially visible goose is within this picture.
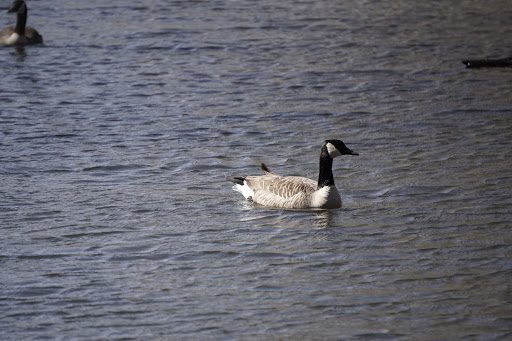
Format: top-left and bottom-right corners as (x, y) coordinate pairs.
(0, 0), (43, 46)
(228, 139), (358, 209)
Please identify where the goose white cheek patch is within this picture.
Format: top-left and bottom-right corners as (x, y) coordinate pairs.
(326, 142), (341, 158)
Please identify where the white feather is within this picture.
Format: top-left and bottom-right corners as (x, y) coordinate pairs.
(310, 185), (342, 209)
(232, 182), (254, 200)
(6, 32), (20, 45)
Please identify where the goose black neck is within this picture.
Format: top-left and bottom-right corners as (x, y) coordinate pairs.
(317, 146), (334, 189)
(15, 10), (27, 36)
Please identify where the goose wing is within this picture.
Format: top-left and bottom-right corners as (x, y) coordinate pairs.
(246, 175), (316, 198)
(0, 27), (15, 36)
(0, 27), (15, 44)
(244, 174), (317, 208)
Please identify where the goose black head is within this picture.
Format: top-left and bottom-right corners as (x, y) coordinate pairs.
(325, 139), (359, 158)
(8, 0), (26, 14)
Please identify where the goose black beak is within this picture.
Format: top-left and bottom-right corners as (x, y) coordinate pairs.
(343, 147), (358, 156)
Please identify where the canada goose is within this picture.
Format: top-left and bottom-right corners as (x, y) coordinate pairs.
(0, 0), (43, 46)
(228, 140), (358, 209)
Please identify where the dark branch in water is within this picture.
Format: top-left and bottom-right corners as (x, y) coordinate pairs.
(462, 57), (512, 68)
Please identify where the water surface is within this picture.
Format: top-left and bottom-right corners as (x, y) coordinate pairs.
(1, 0), (511, 339)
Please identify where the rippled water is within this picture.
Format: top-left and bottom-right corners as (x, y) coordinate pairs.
(1, 0), (512, 339)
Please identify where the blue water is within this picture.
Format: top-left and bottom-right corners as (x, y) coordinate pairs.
(1, 0), (512, 339)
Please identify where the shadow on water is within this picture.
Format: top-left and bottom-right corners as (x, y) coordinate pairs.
(314, 209), (334, 229)
(234, 199), (338, 230)
(5, 45), (27, 59)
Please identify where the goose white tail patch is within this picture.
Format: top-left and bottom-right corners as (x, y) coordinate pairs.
(232, 182), (254, 200)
